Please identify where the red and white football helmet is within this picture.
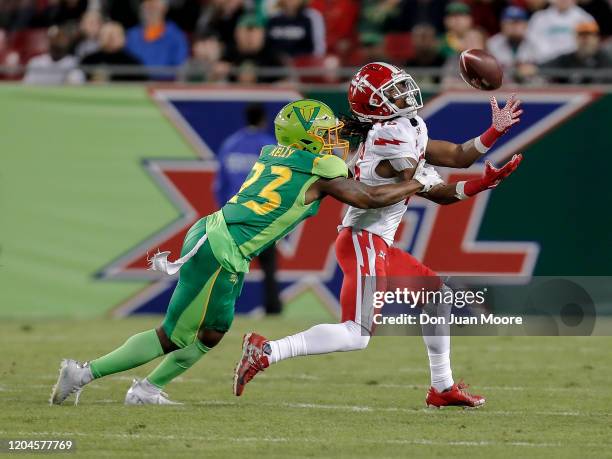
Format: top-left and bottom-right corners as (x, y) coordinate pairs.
(348, 62), (423, 122)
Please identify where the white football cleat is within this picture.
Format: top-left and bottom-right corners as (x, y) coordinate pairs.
(124, 379), (182, 405)
(50, 359), (93, 405)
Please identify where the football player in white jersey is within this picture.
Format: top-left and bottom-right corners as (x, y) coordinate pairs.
(234, 62), (523, 408)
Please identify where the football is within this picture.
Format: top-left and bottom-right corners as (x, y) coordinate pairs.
(459, 48), (503, 91)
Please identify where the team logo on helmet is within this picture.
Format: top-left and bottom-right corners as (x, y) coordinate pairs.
(293, 105), (321, 131)
(275, 100), (349, 159)
(350, 73), (370, 96)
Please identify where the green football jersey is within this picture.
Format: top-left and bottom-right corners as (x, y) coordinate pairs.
(221, 144), (348, 262)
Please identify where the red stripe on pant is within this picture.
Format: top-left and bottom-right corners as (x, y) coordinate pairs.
(336, 228), (387, 324)
(336, 228), (443, 324)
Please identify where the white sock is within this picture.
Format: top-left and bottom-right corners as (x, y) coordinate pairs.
(268, 321), (370, 364)
(426, 349), (453, 392)
(421, 288), (454, 391)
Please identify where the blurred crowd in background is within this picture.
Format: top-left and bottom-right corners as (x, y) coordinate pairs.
(1, 0), (611, 85)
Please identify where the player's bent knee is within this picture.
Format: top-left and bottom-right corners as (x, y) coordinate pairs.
(197, 328), (225, 348)
(156, 326), (179, 354)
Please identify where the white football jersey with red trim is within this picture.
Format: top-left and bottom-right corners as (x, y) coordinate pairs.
(341, 115), (431, 245)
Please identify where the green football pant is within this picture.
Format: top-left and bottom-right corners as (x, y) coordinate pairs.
(90, 217), (244, 381)
(162, 216), (245, 348)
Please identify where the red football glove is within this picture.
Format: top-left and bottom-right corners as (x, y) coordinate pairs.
(464, 154), (523, 196)
(477, 94), (523, 151)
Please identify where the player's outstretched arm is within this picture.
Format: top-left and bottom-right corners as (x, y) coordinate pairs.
(314, 176), (424, 209)
(425, 94), (523, 168)
(311, 160), (438, 209)
(421, 154), (523, 204)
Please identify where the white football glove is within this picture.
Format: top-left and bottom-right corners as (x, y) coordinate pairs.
(413, 159), (444, 193)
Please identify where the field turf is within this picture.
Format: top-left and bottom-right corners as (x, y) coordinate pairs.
(1, 317), (611, 458)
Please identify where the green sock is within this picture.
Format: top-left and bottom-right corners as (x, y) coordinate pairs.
(146, 340), (210, 388)
(90, 329), (164, 379)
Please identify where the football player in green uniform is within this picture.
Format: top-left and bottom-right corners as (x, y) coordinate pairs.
(50, 99), (440, 405)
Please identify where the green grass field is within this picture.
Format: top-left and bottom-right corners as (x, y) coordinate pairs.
(1, 317), (611, 458)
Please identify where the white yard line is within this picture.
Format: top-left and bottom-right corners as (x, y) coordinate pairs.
(278, 402), (606, 418)
(189, 400), (609, 418)
(383, 439), (561, 448)
(285, 402), (375, 412)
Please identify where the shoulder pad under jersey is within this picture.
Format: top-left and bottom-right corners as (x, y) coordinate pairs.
(312, 154), (349, 179)
(369, 117), (422, 160)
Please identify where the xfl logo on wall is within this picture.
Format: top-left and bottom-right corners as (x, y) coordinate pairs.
(98, 87), (595, 317)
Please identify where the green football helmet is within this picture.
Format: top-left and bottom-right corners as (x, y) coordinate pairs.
(274, 99), (349, 159)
